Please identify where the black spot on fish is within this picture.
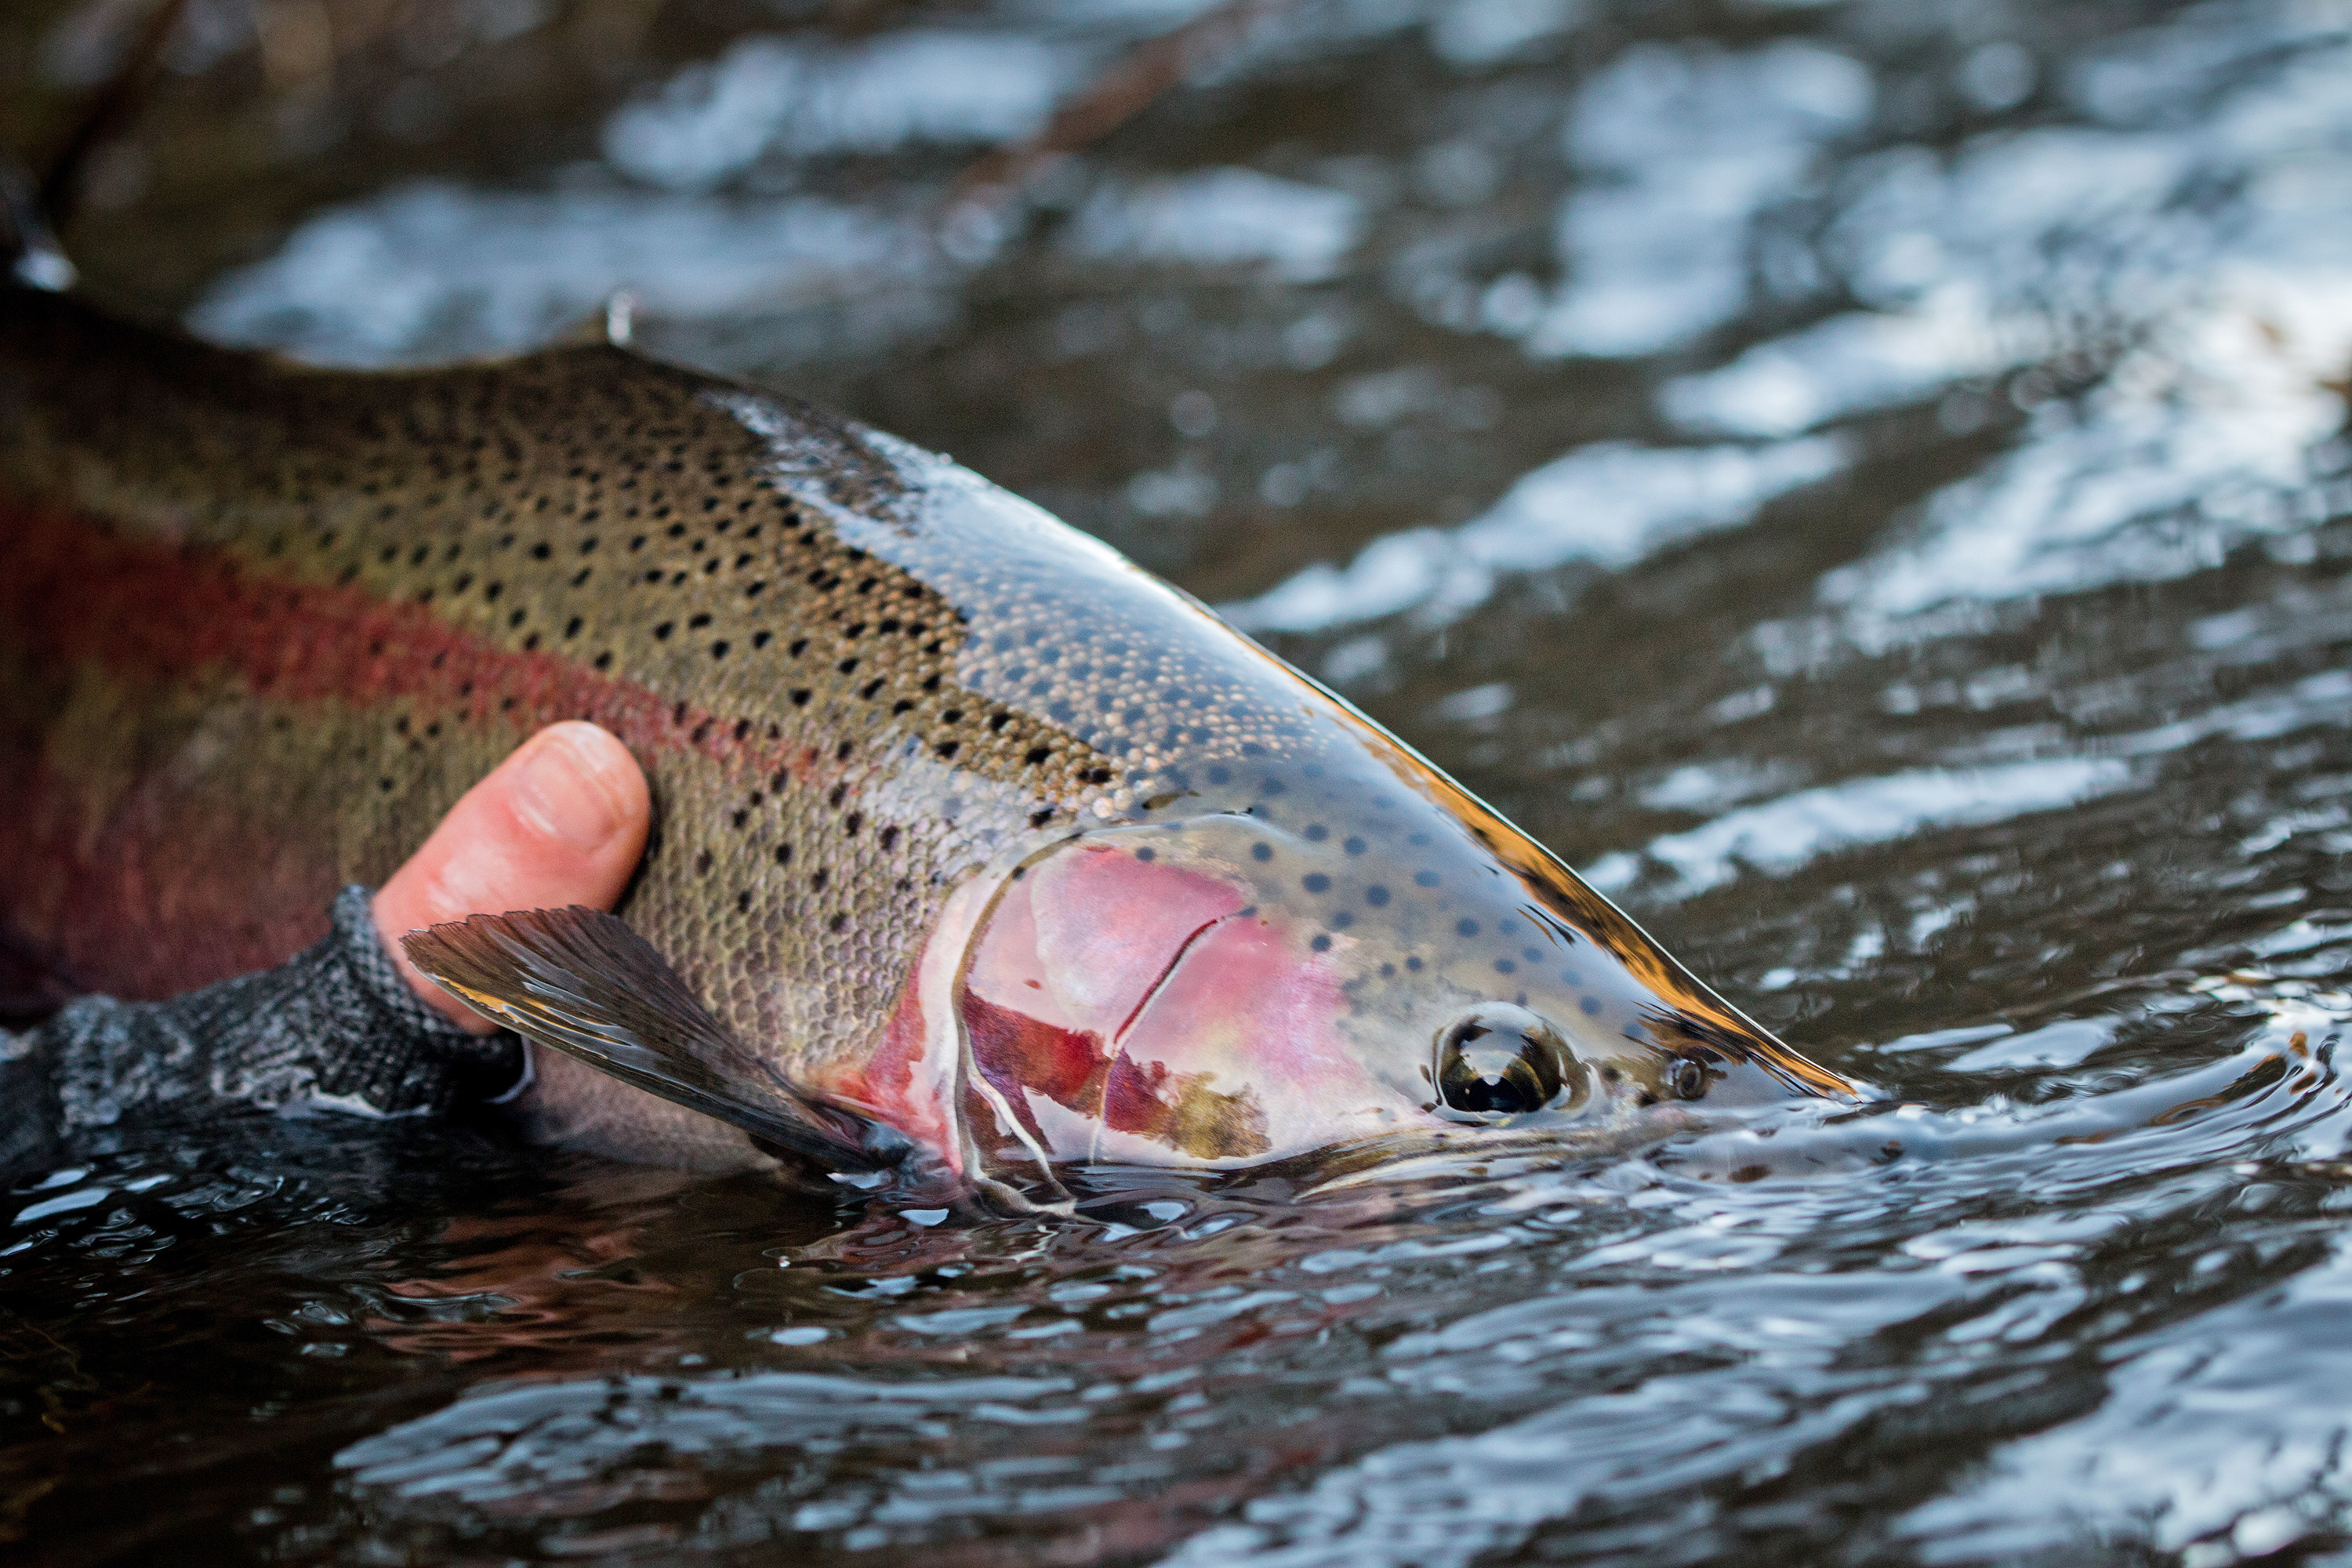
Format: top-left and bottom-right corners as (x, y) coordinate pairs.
(655, 622), (673, 640)
(1135, 848), (1156, 862)
(1344, 837), (1367, 855)
(1303, 873), (1330, 894)
(695, 850), (712, 876)
(1494, 960), (1515, 975)
(1406, 956), (1423, 971)
(1304, 824), (1329, 842)
(775, 843), (793, 866)
(1311, 935), (1333, 952)
(1457, 919), (1479, 937)
(1252, 844), (1274, 862)
(1365, 885), (1389, 906)
(1416, 871), (1441, 887)
(1581, 996), (1602, 1016)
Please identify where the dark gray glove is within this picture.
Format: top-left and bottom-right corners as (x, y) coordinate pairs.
(2, 886), (525, 1171)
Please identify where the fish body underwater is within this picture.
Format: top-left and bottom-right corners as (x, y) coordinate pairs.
(0, 278), (1851, 1194)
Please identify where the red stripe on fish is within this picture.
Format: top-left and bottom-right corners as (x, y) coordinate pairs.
(0, 497), (812, 779)
(0, 751), (342, 999)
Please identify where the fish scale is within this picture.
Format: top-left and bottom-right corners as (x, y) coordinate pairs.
(0, 280), (1849, 1186)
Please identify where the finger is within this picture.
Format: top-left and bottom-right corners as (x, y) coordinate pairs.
(373, 722), (652, 1031)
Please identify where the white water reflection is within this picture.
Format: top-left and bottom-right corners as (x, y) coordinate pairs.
(1749, 13), (2352, 623)
(1661, 282), (2030, 438)
(604, 31), (1087, 190)
(1582, 759), (2133, 898)
(1427, 0), (1585, 67)
(1222, 435), (1842, 633)
(1529, 40), (1872, 358)
(190, 182), (936, 365)
(1899, 1027), (2352, 1561)
(1066, 169), (1365, 281)
(1823, 267), (2352, 624)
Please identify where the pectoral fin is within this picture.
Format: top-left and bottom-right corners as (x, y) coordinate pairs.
(402, 906), (902, 1174)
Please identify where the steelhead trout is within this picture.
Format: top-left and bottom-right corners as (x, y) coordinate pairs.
(0, 274), (1853, 1195)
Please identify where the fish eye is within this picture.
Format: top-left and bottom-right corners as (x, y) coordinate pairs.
(1673, 1056), (1710, 1101)
(1433, 1006), (1582, 1120)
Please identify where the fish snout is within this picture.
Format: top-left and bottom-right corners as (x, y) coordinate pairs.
(1430, 1003), (1592, 1122)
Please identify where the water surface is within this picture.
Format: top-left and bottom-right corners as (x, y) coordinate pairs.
(5, 0), (2352, 1561)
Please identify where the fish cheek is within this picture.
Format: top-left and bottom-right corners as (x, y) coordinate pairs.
(1025, 841), (1245, 1019)
(1110, 917), (1393, 1157)
(960, 840), (1276, 1162)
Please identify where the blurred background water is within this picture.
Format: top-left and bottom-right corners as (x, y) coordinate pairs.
(5, 1), (2352, 1563)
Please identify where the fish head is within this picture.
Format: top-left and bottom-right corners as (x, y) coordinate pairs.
(958, 761), (1851, 1171)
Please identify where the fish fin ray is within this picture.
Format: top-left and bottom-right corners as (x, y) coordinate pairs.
(402, 906), (900, 1172)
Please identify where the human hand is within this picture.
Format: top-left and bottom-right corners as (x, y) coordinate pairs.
(371, 722), (652, 1033)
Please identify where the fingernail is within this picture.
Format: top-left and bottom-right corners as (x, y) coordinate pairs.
(510, 725), (626, 855)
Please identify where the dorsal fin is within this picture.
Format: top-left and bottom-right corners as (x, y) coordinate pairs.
(402, 906), (906, 1174)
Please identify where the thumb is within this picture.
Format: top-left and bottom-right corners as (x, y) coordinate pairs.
(372, 722), (652, 1033)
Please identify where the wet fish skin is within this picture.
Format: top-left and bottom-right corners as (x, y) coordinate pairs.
(0, 281), (1850, 1182)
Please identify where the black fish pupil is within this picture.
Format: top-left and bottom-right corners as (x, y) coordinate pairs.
(1437, 1020), (1563, 1116)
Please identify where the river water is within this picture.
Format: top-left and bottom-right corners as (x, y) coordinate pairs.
(5, 0), (2352, 1562)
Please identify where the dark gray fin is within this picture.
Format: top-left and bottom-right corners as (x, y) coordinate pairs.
(7, 0), (187, 285)
(2, 160), (73, 289)
(402, 906), (904, 1174)
(34, 0), (188, 238)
